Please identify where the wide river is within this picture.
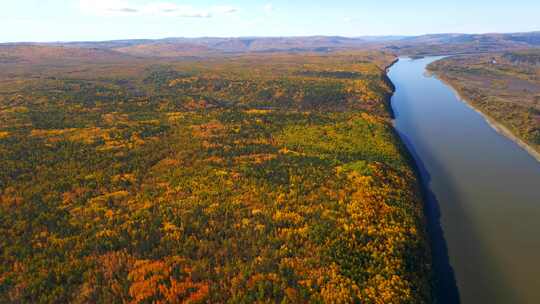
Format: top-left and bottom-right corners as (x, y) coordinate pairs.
(389, 57), (540, 304)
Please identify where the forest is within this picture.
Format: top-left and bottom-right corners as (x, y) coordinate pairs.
(0, 50), (432, 303)
(428, 51), (540, 153)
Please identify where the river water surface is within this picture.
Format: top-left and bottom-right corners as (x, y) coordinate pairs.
(389, 57), (540, 304)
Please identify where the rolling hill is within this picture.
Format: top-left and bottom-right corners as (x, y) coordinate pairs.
(2, 32), (540, 60)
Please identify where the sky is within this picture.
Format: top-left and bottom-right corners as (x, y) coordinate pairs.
(1, 0), (539, 42)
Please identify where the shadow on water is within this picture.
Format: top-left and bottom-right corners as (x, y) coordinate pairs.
(389, 70), (459, 302)
(396, 130), (461, 304)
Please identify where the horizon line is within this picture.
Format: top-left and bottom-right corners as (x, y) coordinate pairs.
(1, 30), (539, 45)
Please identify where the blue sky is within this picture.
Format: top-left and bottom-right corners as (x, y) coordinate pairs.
(1, 0), (539, 42)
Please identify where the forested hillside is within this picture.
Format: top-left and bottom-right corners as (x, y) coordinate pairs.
(4, 31), (540, 59)
(0, 51), (432, 303)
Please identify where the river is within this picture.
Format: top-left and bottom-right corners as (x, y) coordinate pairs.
(389, 57), (540, 304)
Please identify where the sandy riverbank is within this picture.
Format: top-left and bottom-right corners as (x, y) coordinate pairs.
(431, 72), (540, 163)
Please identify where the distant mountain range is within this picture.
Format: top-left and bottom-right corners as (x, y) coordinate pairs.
(1, 32), (539, 62)
(383, 32), (540, 56)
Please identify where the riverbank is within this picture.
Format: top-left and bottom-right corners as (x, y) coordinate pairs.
(430, 71), (540, 163)
(382, 57), (400, 118)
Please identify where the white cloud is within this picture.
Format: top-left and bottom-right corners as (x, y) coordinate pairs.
(143, 3), (211, 18)
(212, 5), (238, 14)
(79, 0), (136, 16)
(79, 0), (237, 18)
(264, 3), (273, 13)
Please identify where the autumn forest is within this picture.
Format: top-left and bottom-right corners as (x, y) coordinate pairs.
(5, 0), (540, 302)
(0, 50), (431, 303)
(0, 49), (433, 303)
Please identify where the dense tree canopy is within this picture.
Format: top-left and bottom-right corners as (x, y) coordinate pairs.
(0, 51), (432, 303)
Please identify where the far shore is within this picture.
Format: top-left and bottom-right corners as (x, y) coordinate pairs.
(430, 71), (540, 163)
